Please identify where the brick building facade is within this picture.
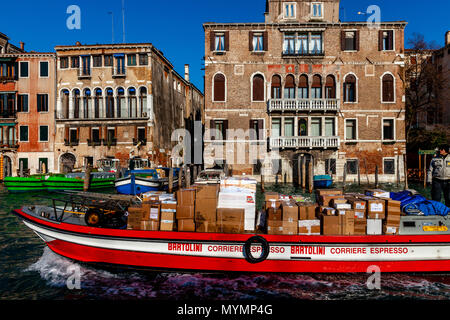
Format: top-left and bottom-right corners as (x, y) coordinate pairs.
(203, 0), (407, 183)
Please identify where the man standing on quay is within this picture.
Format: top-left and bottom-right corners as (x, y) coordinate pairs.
(428, 145), (450, 207)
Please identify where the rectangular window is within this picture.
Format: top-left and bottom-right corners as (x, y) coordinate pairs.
(93, 55), (102, 67)
(345, 119), (357, 140)
(137, 127), (146, 141)
(19, 61), (29, 77)
(115, 56), (125, 75)
(346, 160), (358, 175)
(139, 54), (148, 65)
(39, 61), (49, 77)
(272, 159), (282, 175)
(284, 3), (296, 18)
(250, 119), (264, 141)
(69, 128), (78, 143)
(325, 118), (335, 136)
(80, 56), (90, 76)
(311, 118), (322, 137)
(384, 158), (395, 175)
(17, 94), (28, 112)
(383, 119), (395, 140)
(127, 54), (137, 66)
(271, 118), (281, 137)
(71, 56), (79, 68)
(215, 33), (225, 51)
(344, 31), (357, 51)
(19, 126), (28, 142)
(381, 30), (394, 51)
(211, 120), (227, 140)
(19, 158), (28, 171)
(60, 57), (69, 69)
(104, 55), (113, 67)
(37, 94), (49, 112)
(283, 32), (323, 55)
(39, 126), (49, 142)
(311, 2), (323, 17)
(92, 128), (100, 142)
(252, 33), (264, 52)
(325, 159), (336, 175)
(284, 118), (294, 137)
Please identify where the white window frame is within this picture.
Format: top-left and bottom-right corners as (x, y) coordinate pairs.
(212, 72), (227, 103)
(38, 125), (49, 142)
(311, 2), (324, 18)
(214, 32), (226, 53)
(252, 32), (265, 52)
(19, 125), (29, 142)
(19, 61), (29, 78)
(381, 29), (396, 52)
(39, 61), (49, 78)
(283, 2), (297, 19)
(382, 117), (396, 141)
(380, 71), (396, 104)
(343, 72), (359, 104)
(383, 157), (396, 175)
(346, 158), (359, 175)
(344, 118), (358, 141)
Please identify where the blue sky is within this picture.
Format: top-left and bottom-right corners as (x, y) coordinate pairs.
(1, 0), (448, 91)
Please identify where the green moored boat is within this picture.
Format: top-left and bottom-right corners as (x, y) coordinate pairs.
(4, 172), (116, 193)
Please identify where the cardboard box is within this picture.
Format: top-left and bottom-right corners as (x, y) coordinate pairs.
(282, 202), (298, 222)
(319, 195), (343, 207)
(365, 189), (390, 199)
(298, 220), (321, 235)
(322, 207), (337, 216)
(217, 208), (244, 223)
(265, 200), (281, 210)
(267, 220), (283, 235)
(177, 219), (196, 232)
(195, 184), (219, 199)
(354, 218), (367, 235)
(354, 210), (366, 219)
(176, 205), (195, 219)
(160, 202), (177, 213)
(217, 221), (244, 234)
(196, 221), (217, 233)
(321, 215), (340, 235)
(140, 220), (159, 231)
(383, 224), (399, 235)
(177, 189), (196, 206)
(127, 219), (142, 230)
(317, 189), (343, 196)
(265, 192), (279, 202)
(195, 198), (217, 221)
(282, 221), (298, 235)
(367, 219), (382, 235)
(267, 207), (283, 221)
(298, 203), (317, 220)
(346, 197), (367, 211)
(160, 212), (175, 231)
(338, 210), (355, 235)
(361, 197), (386, 219)
(142, 204), (160, 221)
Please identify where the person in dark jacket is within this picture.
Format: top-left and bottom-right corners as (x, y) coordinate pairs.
(427, 144), (450, 207)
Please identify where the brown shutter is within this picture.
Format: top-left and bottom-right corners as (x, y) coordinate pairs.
(224, 31), (230, 51)
(65, 127), (69, 140)
(223, 120), (228, 140)
(341, 31), (346, 51)
(379, 30), (383, 51)
(210, 120), (215, 140)
(213, 74), (225, 102)
(249, 31), (254, 51)
(263, 31), (268, 51)
(389, 30), (394, 50)
(89, 127), (92, 141)
(258, 119), (264, 140)
(210, 31), (216, 51)
(249, 120), (255, 140)
(355, 30), (360, 51)
(299, 74), (308, 88)
(253, 75), (265, 101)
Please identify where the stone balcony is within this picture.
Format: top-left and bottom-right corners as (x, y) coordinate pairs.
(268, 98), (339, 113)
(269, 136), (340, 150)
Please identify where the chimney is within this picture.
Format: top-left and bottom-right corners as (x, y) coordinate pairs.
(446, 31), (450, 46)
(184, 64), (190, 82)
(19, 42), (24, 51)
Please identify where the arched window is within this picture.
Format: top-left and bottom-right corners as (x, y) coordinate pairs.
(311, 75), (322, 99)
(139, 87), (147, 118)
(343, 74), (356, 102)
(128, 87), (137, 118)
(298, 75), (309, 99)
(73, 89), (80, 119)
(271, 75), (281, 99)
(252, 74), (265, 101)
(213, 74), (225, 102)
(284, 74), (295, 99)
(94, 88), (102, 119)
(106, 88), (114, 118)
(61, 89), (70, 119)
(325, 75), (336, 99)
(382, 74), (394, 102)
(83, 88), (91, 119)
(116, 87), (126, 118)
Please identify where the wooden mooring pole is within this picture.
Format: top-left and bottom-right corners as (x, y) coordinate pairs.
(301, 157), (306, 191)
(375, 165), (379, 188)
(423, 154), (427, 189)
(83, 165), (92, 192)
(343, 163), (347, 192)
(308, 161), (313, 194)
(168, 167), (174, 193)
(186, 166), (191, 188)
(403, 154), (409, 190)
(357, 159), (361, 186)
(179, 166), (183, 189)
(364, 159), (370, 185)
(261, 173), (265, 193)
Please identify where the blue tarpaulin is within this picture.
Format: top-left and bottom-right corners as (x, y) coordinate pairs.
(390, 191), (450, 216)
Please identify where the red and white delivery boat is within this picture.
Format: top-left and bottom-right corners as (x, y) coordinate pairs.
(12, 201), (450, 274)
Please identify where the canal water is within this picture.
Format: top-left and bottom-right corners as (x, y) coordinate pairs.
(1, 183), (450, 301)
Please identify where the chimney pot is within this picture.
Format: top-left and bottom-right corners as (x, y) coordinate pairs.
(19, 41), (24, 50)
(446, 31), (450, 46)
(184, 64), (190, 82)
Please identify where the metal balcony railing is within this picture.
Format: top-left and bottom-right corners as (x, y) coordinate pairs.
(268, 99), (339, 113)
(269, 136), (340, 149)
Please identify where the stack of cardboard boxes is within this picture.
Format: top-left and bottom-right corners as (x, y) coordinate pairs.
(176, 189), (196, 232)
(195, 184), (219, 232)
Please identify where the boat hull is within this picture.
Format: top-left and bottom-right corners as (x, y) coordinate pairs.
(4, 176), (115, 192)
(115, 176), (179, 195)
(13, 209), (450, 273)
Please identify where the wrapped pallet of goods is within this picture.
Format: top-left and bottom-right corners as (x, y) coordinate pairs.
(176, 188), (196, 232)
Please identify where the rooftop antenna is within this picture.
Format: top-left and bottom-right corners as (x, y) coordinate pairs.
(122, 0), (126, 43)
(108, 12), (114, 44)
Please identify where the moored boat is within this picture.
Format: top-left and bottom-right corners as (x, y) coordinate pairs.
(313, 175), (333, 189)
(115, 168), (180, 195)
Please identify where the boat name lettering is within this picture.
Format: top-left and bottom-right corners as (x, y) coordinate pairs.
(168, 243), (202, 252)
(291, 246), (325, 255)
(329, 247), (408, 255)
